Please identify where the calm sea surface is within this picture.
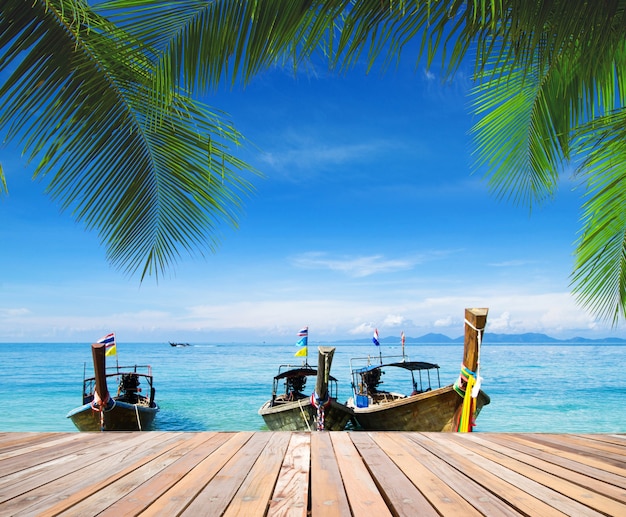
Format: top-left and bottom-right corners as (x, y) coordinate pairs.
(0, 342), (624, 433)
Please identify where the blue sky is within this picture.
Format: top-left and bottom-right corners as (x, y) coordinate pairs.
(0, 49), (620, 344)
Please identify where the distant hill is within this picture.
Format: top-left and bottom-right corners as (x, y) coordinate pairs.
(335, 332), (626, 344)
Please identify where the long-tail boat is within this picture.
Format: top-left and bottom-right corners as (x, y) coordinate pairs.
(66, 341), (159, 431)
(346, 308), (490, 431)
(258, 346), (354, 431)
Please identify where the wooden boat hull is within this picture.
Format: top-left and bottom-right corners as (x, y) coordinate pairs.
(350, 385), (490, 432)
(66, 400), (159, 432)
(259, 398), (354, 431)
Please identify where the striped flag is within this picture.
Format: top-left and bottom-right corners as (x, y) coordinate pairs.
(97, 332), (117, 356)
(296, 326), (308, 347)
(372, 329), (380, 346)
(401, 331), (405, 346)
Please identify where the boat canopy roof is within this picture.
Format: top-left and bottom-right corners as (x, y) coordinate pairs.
(354, 361), (439, 374)
(274, 367), (338, 382)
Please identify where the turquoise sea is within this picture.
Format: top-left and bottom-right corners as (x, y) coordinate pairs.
(0, 342), (624, 433)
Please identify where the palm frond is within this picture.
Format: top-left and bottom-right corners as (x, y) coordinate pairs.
(1, 0), (258, 280)
(572, 110), (626, 324)
(470, 57), (566, 208)
(97, 0), (349, 95)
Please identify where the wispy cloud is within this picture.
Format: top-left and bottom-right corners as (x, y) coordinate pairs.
(489, 259), (538, 267)
(260, 139), (397, 176)
(290, 252), (418, 277)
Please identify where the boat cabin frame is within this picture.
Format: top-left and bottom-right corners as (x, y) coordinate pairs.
(270, 363), (339, 406)
(349, 354), (441, 408)
(81, 363), (156, 407)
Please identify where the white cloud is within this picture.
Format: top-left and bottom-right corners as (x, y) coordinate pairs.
(290, 252), (417, 277)
(488, 260), (537, 267)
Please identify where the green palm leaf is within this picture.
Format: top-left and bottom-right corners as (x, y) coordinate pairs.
(1, 0), (257, 280)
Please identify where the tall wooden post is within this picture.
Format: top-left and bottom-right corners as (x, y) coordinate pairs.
(92, 343), (110, 405)
(452, 308), (488, 432)
(463, 308), (488, 374)
(315, 346), (335, 402)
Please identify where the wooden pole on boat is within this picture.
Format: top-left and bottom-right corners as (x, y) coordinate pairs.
(92, 343), (110, 405)
(315, 346), (335, 402)
(462, 308), (488, 374)
(453, 307), (488, 432)
(313, 346), (335, 431)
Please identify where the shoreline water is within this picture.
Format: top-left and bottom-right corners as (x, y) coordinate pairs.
(1, 342), (624, 433)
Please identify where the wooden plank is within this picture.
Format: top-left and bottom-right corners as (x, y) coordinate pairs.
(51, 433), (214, 516)
(513, 434), (626, 476)
(0, 433), (61, 455)
(310, 432), (351, 517)
(390, 432), (525, 516)
(138, 432), (254, 517)
(0, 432), (625, 516)
(31, 432), (191, 517)
(97, 432), (230, 516)
(369, 432), (485, 517)
(580, 434), (626, 447)
(223, 432), (292, 517)
(473, 434), (626, 498)
(0, 433), (104, 471)
(180, 431), (273, 516)
(538, 433), (626, 463)
(446, 433), (626, 516)
(267, 432), (310, 517)
(483, 434), (626, 490)
(0, 432), (167, 504)
(330, 432), (392, 517)
(349, 432), (439, 517)
(568, 434), (626, 457)
(421, 433), (602, 517)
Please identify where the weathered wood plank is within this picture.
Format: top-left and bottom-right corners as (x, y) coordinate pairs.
(36, 432), (206, 517)
(310, 432), (351, 516)
(370, 432), (485, 517)
(447, 433), (626, 516)
(0, 431), (165, 505)
(330, 432), (392, 517)
(97, 433), (229, 516)
(469, 434), (626, 501)
(222, 432), (291, 517)
(512, 434), (626, 476)
(1, 433), (187, 516)
(0, 432), (102, 471)
(0, 433), (61, 455)
(394, 433), (525, 516)
(267, 433), (310, 517)
(179, 431), (273, 516)
(539, 433), (626, 463)
(422, 433), (602, 517)
(483, 434), (626, 490)
(26, 433), (189, 516)
(138, 432), (254, 517)
(0, 432), (624, 517)
(349, 432), (439, 517)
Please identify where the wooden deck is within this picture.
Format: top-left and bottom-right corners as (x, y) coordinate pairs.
(1, 432), (625, 516)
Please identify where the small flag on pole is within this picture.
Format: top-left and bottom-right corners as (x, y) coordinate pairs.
(401, 331), (405, 346)
(295, 346), (307, 357)
(372, 329), (380, 346)
(296, 326), (308, 347)
(98, 332), (117, 356)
